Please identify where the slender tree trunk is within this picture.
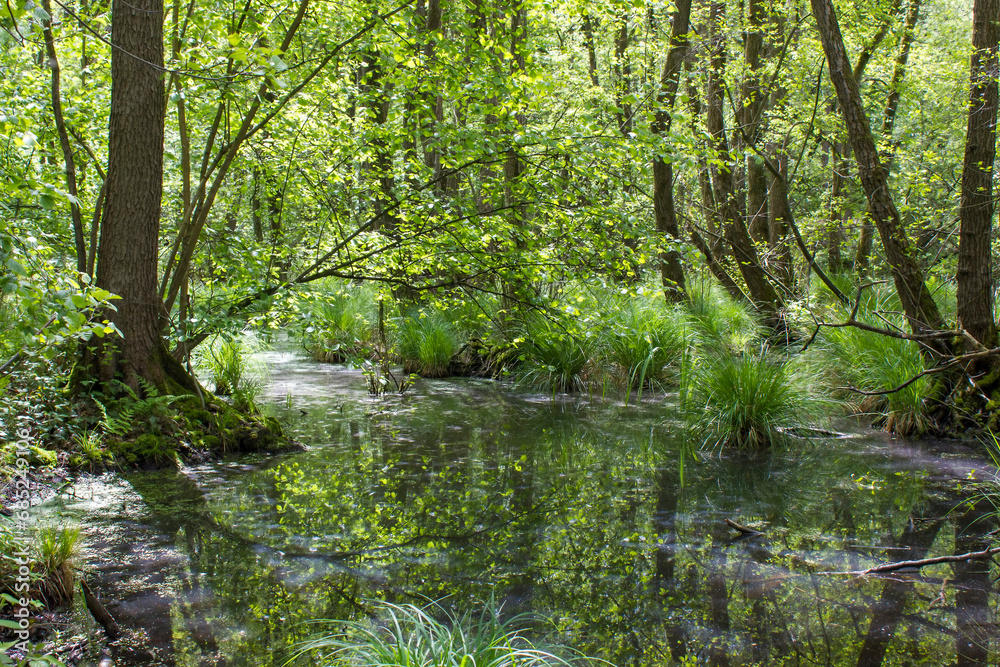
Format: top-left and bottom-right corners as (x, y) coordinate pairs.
(651, 0), (692, 303)
(957, 0), (1000, 350)
(742, 0), (769, 244)
(811, 0), (946, 341)
(359, 48), (398, 233)
(849, 0), (904, 275)
(582, 14), (599, 87)
(613, 18), (632, 135)
(40, 0), (87, 274)
(827, 143), (846, 272)
(500, 0), (529, 316)
(706, 2), (782, 321)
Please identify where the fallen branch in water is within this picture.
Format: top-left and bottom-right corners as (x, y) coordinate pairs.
(81, 578), (120, 640)
(725, 518), (763, 536)
(861, 546), (1000, 575)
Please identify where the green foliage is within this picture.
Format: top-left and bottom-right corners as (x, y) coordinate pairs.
(287, 601), (577, 667)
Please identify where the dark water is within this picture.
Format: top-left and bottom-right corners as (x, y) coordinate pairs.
(47, 347), (998, 665)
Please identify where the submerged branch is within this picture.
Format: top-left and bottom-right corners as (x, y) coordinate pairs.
(861, 546), (1000, 575)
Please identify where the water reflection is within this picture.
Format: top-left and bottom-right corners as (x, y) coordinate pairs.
(45, 349), (998, 666)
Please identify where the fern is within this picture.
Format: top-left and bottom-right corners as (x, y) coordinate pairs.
(94, 399), (132, 437)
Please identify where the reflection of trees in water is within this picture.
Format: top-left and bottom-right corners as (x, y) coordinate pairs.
(117, 399), (996, 667)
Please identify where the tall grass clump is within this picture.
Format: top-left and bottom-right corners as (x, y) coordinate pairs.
(818, 319), (930, 435)
(684, 347), (823, 450)
(287, 601), (576, 667)
(0, 522), (80, 608)
(393, 312), (459, 378)
(686, 282), (762, 352)
(513, 314), (591, 394)
(604, 294), (690, 395)
(195, 333), (270, 412)
(304, 282), (381, 363)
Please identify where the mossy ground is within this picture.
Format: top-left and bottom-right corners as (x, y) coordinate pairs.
(98, 394), (295, 470)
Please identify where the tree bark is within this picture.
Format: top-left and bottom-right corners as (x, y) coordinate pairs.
(956, 0), (1000, 351)
(811, 0), (946, 343)
(706, 2), (782, 321)
(92, 0), (170, 390)
(651, 0), (691, 303)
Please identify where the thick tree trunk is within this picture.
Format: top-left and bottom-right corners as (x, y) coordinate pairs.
(86, 0), (200, 396)
(956, 0), (1000, 351)
(811, 0), (946, 342)
(92, 0), (171, 391)
(651, 0), (691, 303)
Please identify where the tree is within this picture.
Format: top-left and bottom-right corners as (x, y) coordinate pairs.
(956, 0), (1000, 352)
(811, 0), (947, 345)
(88, 0), (196, 392)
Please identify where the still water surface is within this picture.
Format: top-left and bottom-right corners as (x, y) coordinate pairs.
(50, 347), (997, 665)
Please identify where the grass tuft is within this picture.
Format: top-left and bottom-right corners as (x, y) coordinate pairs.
(686, 347), (824, 450)
(513, 315), (591, 394)
(286, 601), (577, 667)
(393, 313), (459, 378)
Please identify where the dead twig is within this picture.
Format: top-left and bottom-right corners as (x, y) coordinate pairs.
(861, 546), (1000, 575)
(725, 518), (764, 536)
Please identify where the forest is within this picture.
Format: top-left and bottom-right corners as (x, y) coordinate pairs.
(0, 0), (998, 664)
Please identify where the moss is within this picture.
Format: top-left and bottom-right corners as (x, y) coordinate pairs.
(27, 447), (58, 468)
(110, 433), (178, 469)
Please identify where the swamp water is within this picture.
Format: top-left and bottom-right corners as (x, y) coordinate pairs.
(48, 347), (997, 665)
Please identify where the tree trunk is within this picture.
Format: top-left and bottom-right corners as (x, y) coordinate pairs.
(706, 2), (782, 321)
(90, 0), (196, 394)
(651, 0), (691, 303)
(40, 0), (87, 275)
(956, 0), (1000, 351)
(742, 0), (769, 244)
(811, 0), (946, 342)
(582, 14), (599, 87)
(613, 18), (632, 135)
